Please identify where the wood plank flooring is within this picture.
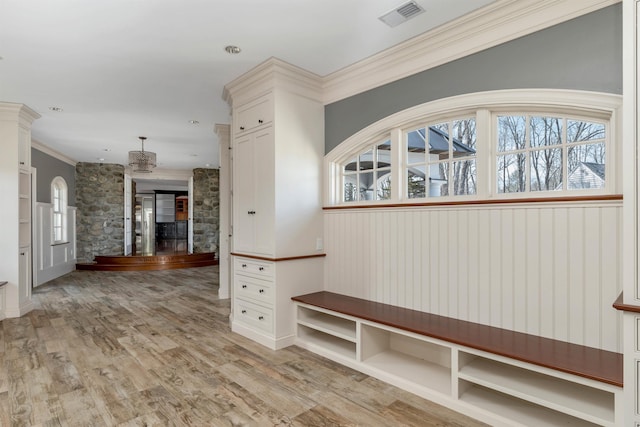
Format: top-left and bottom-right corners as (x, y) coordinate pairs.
(1, 267), (488, 426)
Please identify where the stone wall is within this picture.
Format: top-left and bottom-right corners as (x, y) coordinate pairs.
(75, 162), (124, 262)
(192, 168), (219, 255)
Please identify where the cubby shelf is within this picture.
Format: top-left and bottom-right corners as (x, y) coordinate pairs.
(458, 356), (615, 426)
(297, 324), (356, 359)
(298, 306), (356, 342)
(459, 384), (603, 427)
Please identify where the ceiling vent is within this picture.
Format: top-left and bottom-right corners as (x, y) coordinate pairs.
(379, 1), (425, 28)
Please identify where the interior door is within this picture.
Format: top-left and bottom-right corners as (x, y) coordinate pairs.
(124, 174), (132, 255)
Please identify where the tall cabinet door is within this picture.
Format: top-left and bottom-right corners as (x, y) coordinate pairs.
(233, 127), (275, 255)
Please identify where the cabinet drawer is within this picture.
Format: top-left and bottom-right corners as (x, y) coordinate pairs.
(235, 298), (273, 334)
(234, 258), (273, 278)
(235, 275), (273, 305)
(235, 95), (273, 133)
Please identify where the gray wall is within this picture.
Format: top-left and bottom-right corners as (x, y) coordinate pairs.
(31, 147), (76, 205)
(325, 4), (622, 153)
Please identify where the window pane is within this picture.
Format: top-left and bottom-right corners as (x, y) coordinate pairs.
(498, 115), (526, 152)
(54, 228), (62, 242)
(530, 148), (562, 191)
(429, 123), (450, 160)
(452, 118), (477, 153)
(567, 142), (606, 190)
(344, 175), (357, 202)
(430, 163), (449, 197)
(453, 159), (476, 195)
(407, 165), (426, 199)
(359, 171), (374, 200)
(497, 153), (526, 193)
(376, 171), (392, 200)
(530, 116), (562, 147)
(377, 140), (391, 169)
(359, 149), (374, 171)
(568, 120), (605, 143)
(407, 129), (426, 162)
(343, 155), (358, 172)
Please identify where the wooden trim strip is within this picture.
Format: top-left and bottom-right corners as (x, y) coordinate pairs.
(231, 252), (326, 262)
(324, 194), (623, 211)
(612, 292), (640, 313)
(293, 291), (623, 387)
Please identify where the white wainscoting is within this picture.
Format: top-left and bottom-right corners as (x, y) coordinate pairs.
(324, 201), (622, 352)
(35, 203), (76, 286)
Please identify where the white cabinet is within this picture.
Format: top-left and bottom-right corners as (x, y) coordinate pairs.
(235, 93), (273, 134)
(232, 127), (275, 255)
(225, 59), (325, 349)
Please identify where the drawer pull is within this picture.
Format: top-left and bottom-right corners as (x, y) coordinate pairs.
(259, 289), (264, 293)
(259, 267), (264, 271)
(258, 119), (263, 124)
(242, 284), (247, 289)
(241, 309), (247, 314)
(240, 126), (245, 130)
(242, 264), (247, 268)
(247, 210), (256, 215)
(258, 316), (264, 320)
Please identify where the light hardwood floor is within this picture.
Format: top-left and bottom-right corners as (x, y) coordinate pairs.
(1, 267), (488, 426)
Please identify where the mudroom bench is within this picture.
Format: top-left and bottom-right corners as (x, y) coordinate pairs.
(292, 291), (623, 427)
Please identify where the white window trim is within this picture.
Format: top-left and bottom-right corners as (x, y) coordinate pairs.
(325, 89), (622, 206)
(51, 176), (68, 244)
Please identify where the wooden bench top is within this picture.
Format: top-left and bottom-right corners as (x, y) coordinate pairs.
(292, 291), (623, 387)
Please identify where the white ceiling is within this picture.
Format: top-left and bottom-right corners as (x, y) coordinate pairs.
(1, 0), (495, 171)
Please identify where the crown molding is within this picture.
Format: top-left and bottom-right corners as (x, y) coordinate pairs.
(32, 139), (77, 166)
(321, 0), (620, 104)
(223, 57), (323, 107)
(0, 102), (41, 124)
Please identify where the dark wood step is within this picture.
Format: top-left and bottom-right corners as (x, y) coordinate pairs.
(77, 252), (217, 271)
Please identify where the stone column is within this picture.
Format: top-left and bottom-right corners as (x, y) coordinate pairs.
(192, 168), (219, 254)
(75, 162), (125, 262)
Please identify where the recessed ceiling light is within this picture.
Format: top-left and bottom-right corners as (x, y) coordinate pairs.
(189, 120), (200, 125)
(49, 106), (63, 112)
(103, 148), (111, 152)
(98, 158), (105, 162)
(224, 45), (241, 54)
(205, 163), (211, 167)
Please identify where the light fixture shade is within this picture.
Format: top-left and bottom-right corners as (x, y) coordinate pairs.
(128, 136), (157, 173)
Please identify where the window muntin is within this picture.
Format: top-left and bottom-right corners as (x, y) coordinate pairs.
(406, 118), (477, 198)
(51, 177), (68, 243)
(343, 139), (391, 202)
(497, 115), (606, 193)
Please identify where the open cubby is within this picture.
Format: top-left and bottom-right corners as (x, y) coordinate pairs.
(297, 306), (356, 342)
(360, 324), (451, 395)
(297, 323), (356, 359)
(459, 380), (604, 427)
(458, 353), (615, 426)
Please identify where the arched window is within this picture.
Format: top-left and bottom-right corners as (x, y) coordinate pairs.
(326, 90), (620, 205)
(51, 176), (68, 243)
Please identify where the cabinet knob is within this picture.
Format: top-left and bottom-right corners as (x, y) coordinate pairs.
(259, 267), (264, 271)
(259, 289), (264, 293)
(241, 263), (247, 268)
(247, 210), (256, 215)
(19, 161), (25, 165)
(240, 126), (245, 130)
(258, 316), (264, 320)
(258, 119), (263, 124)
(241, 309), (247, 314)
(242, 284), (247, 289)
